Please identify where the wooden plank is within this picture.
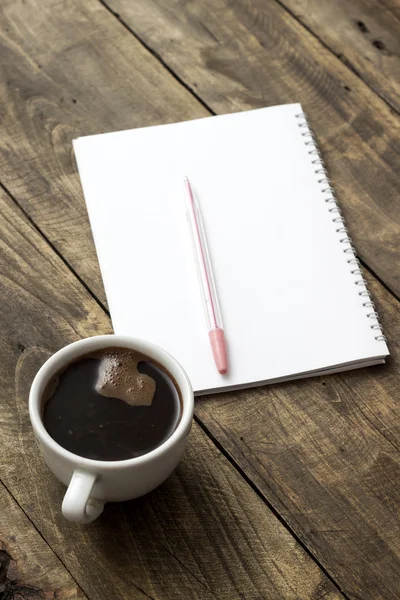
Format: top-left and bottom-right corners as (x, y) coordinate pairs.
(100, 0), (400, 299)
(195, 270), (400, 600)
(0, 0), (207, 305)
(1, 0), (399, 598)
(0, 480), (85, 599)
(22, 4), (398, 593)
(280, 0), (400, 113)
(0, 186), (342, 599)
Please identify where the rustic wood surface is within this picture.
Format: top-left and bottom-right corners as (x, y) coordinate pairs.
(0, 0), (207, 304)
(0, 481), (86, 599)
(281, 0), (400, 113)
(1, 0), (400, 300)
(104, 0), (400, 298)
(196, 271), (400, 600)
(0, 0), (399, 599)
(0, 185), (341, 599)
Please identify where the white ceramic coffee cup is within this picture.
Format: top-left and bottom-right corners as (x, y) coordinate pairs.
(29, 335), (194, 524)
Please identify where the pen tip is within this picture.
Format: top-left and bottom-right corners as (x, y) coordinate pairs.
(184, 175), (189, 183)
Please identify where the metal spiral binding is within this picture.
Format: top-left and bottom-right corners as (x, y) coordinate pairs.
(295, 112), (387, 343)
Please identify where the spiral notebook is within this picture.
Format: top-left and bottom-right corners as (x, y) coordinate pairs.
(73, 103), (389, 394)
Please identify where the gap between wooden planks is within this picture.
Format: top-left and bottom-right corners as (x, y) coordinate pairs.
(0, 0), (399, 598)
(0, 182), (343, 600)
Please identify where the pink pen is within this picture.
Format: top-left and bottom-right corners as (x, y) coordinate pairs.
(184, 176), (228, 374)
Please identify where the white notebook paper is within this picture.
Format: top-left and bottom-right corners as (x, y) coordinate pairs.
(74, 103), (389, 394)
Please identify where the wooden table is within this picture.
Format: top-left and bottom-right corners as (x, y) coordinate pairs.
(1, 1), (399, 598)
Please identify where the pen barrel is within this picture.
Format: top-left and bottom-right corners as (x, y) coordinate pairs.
(185, 180), (223, 331)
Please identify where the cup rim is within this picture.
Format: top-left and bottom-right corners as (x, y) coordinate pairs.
(29, 335), (194, 470)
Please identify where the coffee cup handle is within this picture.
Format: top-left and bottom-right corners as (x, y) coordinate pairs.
(62, 469), (104, 524)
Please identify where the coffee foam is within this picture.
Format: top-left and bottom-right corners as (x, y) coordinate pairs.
(90, 348), (156, 406)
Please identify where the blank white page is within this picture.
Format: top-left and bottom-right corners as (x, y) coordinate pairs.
(74, 103), (388, 393)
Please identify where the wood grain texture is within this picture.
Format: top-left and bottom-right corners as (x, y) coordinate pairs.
(0, 186), (341, 600)
(281, 0), (400, 113)
(103, 0), (400, 299)
(0, 480), (85, 599)
(1, 1), (400, 598)
(0, 0), (207, 304)
(196, 270), (400, 600)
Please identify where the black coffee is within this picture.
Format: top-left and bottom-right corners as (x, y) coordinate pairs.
(43, 347), (181, 461)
